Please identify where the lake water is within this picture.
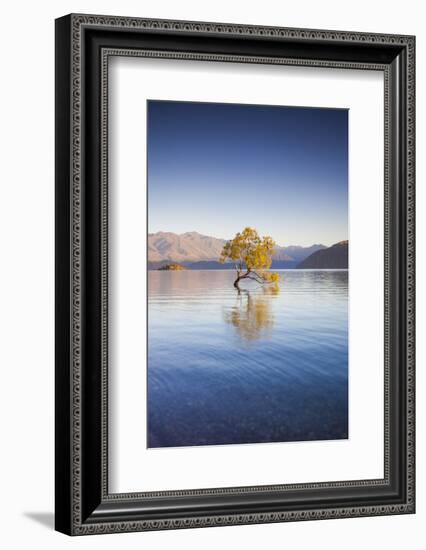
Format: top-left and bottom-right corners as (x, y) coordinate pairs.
(148, 270), (348, 448)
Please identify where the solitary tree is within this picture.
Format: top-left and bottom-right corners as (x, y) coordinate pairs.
(220, 227), (280, 289)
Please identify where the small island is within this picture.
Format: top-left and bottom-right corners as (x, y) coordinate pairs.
(158, 263), (186, 271)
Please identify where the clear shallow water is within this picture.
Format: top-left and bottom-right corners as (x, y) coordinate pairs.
(148, 270), (348, 448)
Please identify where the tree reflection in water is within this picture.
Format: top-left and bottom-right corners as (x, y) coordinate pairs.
(224, 285), (279, 342)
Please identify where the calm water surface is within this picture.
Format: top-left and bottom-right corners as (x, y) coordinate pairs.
(148, 270), (348, 448)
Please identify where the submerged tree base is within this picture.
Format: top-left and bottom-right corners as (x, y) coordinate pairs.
(233, 268), (280, 290)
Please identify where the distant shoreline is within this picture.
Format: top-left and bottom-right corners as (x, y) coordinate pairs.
(148, 234), (348, 270)
(149, 268), (349, 272)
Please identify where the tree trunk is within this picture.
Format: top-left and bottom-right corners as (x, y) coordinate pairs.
(234, 269), (250, 289)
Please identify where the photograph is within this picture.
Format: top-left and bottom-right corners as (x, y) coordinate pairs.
(147, 100), (349, 448)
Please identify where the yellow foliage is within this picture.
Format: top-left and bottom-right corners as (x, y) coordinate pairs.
(263, 271), (280, 283)
(220, 227), (280, 286)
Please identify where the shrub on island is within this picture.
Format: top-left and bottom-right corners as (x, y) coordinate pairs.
(158, 263), (186, 271)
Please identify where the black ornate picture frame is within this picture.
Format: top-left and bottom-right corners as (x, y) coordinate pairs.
(55, 14), (415, 535)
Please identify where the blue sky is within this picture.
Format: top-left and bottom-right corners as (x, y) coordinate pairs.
(147, 100), (348, 247)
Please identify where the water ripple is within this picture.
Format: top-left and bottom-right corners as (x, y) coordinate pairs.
(148, 270), (348, 448)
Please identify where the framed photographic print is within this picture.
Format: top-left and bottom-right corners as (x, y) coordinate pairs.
(55, 14), (415, 535)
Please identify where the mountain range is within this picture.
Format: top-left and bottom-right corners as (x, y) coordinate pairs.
(297, 240), (348, 269)
(148, 232), (225, 263)
(148, 231), (346, 269)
